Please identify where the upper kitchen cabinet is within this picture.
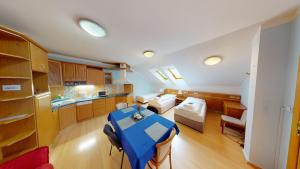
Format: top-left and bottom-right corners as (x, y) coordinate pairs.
(48, 60), (63, 87)
(62, 62), (76, 82)
(30, 43), (48, 73)
(87, 67), (104, 85)
(62, 63), (87, 82)
(75, 64), (87, 81)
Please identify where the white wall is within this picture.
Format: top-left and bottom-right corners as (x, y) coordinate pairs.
(240, 76), (250, 107)
(277, 14), (300, 169)
(244, 26), (261, 161)
(127, 70), (157, 97)
(244, 22), (292, 169)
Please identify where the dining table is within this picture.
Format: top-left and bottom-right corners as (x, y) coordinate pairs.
(107, 105), (179, 169)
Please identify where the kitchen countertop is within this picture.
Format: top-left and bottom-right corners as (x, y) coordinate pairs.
(51, 93), (129, 110)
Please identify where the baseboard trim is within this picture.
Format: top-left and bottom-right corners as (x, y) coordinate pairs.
(246, 162), (262, 169)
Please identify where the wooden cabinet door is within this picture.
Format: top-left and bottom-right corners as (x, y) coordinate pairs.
(62, 62), (76, 82)
(87, 68), (104, 85)
(92, 99), (106, 116)
(35, 93), (57, 146)
(58, 104), (76, 130)
(30, 43), (48, 73)
(75, 64), (87, 81)
(76, 102), (93, 121)
(105, 97), (116, 114)
(48, 60), (62, 86)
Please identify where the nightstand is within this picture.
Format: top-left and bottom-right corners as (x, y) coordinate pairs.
(175, 97), (185, 105)
(223, 101), (246, 119)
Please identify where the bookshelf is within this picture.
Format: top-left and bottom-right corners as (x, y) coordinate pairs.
(0, 26), (47, 163)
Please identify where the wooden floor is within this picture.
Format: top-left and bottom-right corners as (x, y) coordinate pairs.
(50, 108), (255, 169)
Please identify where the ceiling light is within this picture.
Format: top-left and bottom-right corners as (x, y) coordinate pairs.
(79, 19), (106, 37)
(143, 51), (155, 58)
(204, 56), (222, 65)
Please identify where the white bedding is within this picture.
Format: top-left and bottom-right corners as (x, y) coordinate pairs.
(174, 97), (207, 122)
(136, 93), (160, 103)
(148, 94), (176, 107)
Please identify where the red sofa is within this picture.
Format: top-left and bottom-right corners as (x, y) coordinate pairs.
(0, 147), (54, 169)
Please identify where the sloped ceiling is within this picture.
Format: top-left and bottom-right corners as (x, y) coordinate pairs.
(0, 0), (299, 66)
(132, 26), (258, 94)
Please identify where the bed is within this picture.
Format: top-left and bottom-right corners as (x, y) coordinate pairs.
(136, 93), (160, 103)
(148, 94), (176, 114)
(174, 97), (207, 132)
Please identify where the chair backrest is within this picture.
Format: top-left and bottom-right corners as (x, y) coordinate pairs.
(147, 106), (158, 114)
(116, 102), (128, 110)
(103, 124), (122, 150)
(240, 110), (247, 124)
(156, 128), (176, 163)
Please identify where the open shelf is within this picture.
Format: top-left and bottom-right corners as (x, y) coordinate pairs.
(0, 79), (33, 100)
(0, 52), (30, 61)
(0, 28), (27, 42)
(0, 96), (33, 102)
(0, 76), (31, 79)
(0, 113), (34, 125)
(0, 130), (36, 148)
(0, 146), (37, 164)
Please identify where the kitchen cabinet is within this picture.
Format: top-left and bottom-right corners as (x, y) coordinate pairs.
(115, 96), (127, 104)
(75, 64), (87, 81)
(93, 99), (106, 116)
(35, 92), (58, 146)
(30, 43), (48, 73)
(58, 104), (76, 130)
(87, 67), (104, 85)
(105, 97), (116, 114)
(76, 101), (93, 121)
(62, 63), (87, 82)
(48, 60), (63, 86)
(124, 84), (133, 94)
(62, 62), (76, 82)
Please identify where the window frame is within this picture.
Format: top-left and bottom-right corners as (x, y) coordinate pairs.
(168, 68), (183, 80)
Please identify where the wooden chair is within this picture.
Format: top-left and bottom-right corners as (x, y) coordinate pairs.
(221, 111), (247, 134)
(116, 102), (128, 110)
(148, 128), (177, 169)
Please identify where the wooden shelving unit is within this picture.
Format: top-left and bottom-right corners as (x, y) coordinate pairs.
(0, 26), (38, 163)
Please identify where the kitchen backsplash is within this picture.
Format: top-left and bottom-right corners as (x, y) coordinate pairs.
(50, 84), (124, 100)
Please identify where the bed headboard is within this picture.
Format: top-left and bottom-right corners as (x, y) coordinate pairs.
(164, 89), (178, 95)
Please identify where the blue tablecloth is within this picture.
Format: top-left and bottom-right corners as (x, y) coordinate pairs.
(107, 105), (179, 169)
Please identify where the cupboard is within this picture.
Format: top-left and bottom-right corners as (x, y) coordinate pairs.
(92, 99), (106, 116)
(62, 63), (87, 82)
(48, 60), (62, 86)
(87, 67), (104, 85)
(76, 101), (93, 121)
(30, 43), (48, 73)
(58, 104), (77, 130)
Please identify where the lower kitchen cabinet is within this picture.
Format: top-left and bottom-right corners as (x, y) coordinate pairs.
(76, 101), (93, 121)
(58, 104), (77, 130)
(105, 97), (116, 114)
(93, 99), (106, 116)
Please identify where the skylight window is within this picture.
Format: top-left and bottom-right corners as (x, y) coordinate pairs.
(168, 68), (183, 79)
(156, 70), (168, 80)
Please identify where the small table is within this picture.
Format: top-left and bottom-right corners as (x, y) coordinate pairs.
(175, 97), (185, 105)
(223, 101), (246, 119)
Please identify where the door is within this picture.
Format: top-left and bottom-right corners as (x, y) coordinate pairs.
(75, 64), (87, 81)
(62, 62), (76, 81)
(287, 58), (300, 169)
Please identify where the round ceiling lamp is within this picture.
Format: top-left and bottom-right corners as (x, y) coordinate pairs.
(204, 56), (222, 65)
(79, 19), (106, 37)
(143, 51), (155, 58)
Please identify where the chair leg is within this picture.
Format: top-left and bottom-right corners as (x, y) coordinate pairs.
(109, 144), (112, 156)
(169, 151), (172, 169)
(120, 151), (124, 169)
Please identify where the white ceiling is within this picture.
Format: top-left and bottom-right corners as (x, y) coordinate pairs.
(0, 0), (299, 66)
(132, 25), (258, 94)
